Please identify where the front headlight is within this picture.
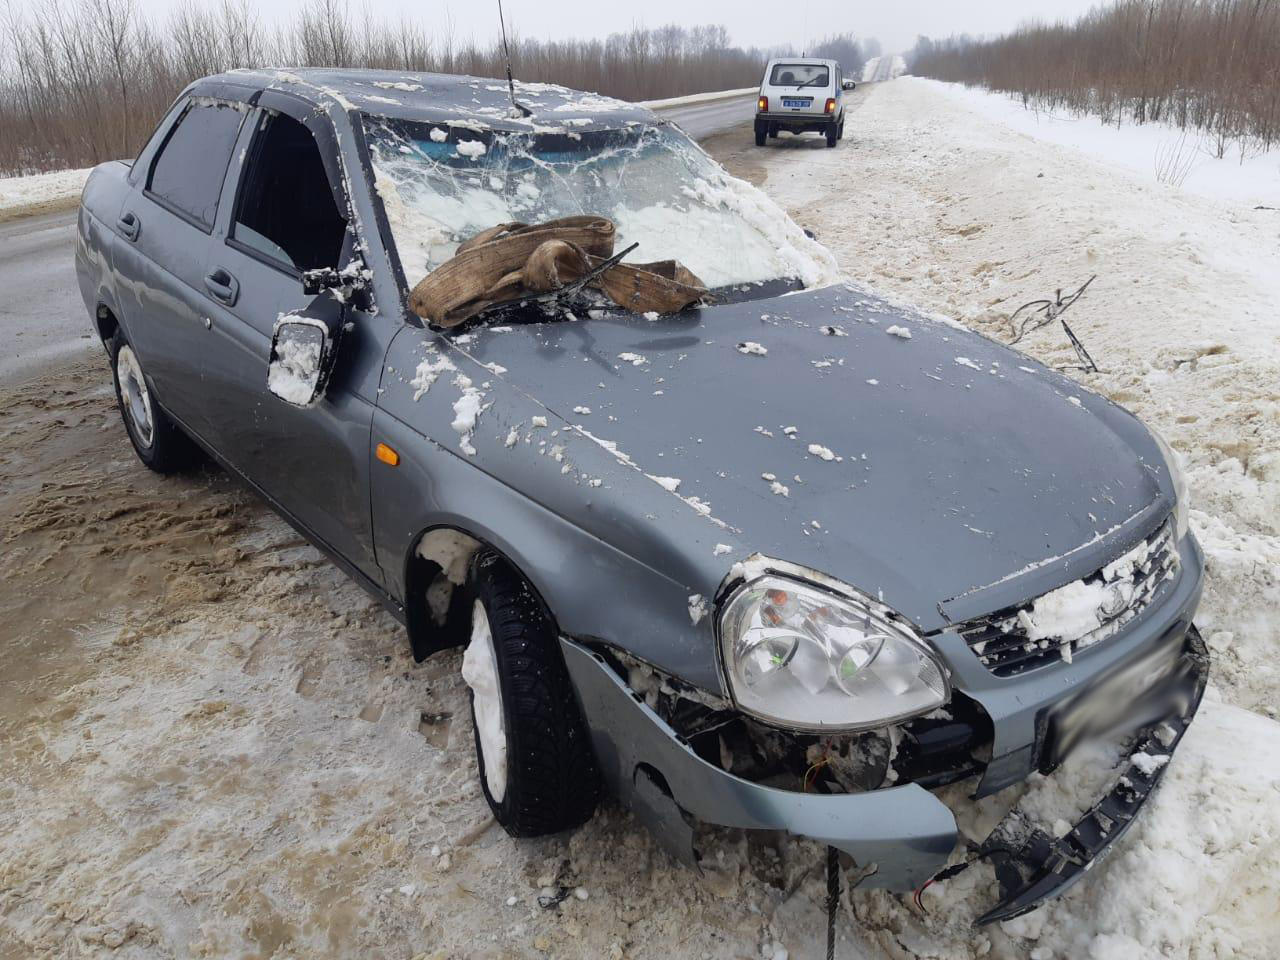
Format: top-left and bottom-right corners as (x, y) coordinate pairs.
(719, 575), (949, 730)
(1151, 429), (1190, 541)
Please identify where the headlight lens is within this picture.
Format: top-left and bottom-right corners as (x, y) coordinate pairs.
(719, 575), (949, 730)
(1151, 429), (1190, 540)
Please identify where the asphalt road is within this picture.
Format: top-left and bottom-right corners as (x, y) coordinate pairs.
(656, 94), (757, 139)
(0, 208), (90, 383)
(0, 94), (756, 388)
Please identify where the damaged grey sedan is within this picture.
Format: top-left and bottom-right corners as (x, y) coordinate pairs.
(74, 68), (1207, 924)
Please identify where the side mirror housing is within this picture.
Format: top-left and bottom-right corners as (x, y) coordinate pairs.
(842, 79), (857, 91)
(302, 263), (373, 311)
(268, 310), (340, 407)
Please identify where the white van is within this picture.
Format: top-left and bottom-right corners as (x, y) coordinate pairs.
(754, 57), (853, 148)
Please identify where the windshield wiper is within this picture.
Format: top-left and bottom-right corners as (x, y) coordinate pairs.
(796, 75), (827, 90)
(472, 242), (640, 324)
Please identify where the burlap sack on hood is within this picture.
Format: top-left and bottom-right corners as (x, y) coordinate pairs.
(408, 216), (707, 327)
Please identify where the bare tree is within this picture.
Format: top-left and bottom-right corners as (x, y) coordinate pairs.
(0, 0), (872, 174)
(910, 0), (1280, 157)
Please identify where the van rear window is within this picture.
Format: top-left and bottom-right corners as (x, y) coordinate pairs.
(769, 64), (830, 87)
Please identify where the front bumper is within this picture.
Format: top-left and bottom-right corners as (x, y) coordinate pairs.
(561, 622), (1209, 919)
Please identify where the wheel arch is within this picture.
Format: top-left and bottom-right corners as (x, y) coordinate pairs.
(94, 301), (121, 346)
(402, 522), (560, 663)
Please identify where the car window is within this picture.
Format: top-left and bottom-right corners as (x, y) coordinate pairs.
(769, 64), (830, 87)
(147, 100), (244, 229)
(232, 113), (347, 272)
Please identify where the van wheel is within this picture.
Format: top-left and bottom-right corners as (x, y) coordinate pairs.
(754, 121), (767, 147)
(110, 331), (197, 473)
(463, 549), (601, 837)
(838, 117), (846, 139)
(768, 123), (778, 138)
(825, 122), (838, 148)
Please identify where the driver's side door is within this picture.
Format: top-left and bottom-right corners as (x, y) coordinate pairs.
(197, 96), (385, 584)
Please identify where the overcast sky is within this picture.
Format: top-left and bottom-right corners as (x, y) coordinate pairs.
(125, 0), (1104, 54)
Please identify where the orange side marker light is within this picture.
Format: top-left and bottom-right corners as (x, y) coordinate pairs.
(376, 442), (400, 467)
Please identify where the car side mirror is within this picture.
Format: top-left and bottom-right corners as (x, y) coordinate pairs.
(302, 263), (373, 310)
(842, 80), (857, 91)
(268, 299), (344, 407)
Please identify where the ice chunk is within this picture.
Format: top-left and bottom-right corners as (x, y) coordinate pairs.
(807, 443), (839, 461)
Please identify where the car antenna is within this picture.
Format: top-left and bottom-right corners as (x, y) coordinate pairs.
(496, 0), (533, 118)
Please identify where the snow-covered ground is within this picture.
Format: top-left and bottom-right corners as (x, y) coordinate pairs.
(2, 77), (1278, 959)
(0, 166), (89, 221)
(918, 77), (1280, 207)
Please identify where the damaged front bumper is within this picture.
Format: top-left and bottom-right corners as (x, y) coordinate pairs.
(973, 624), (1208, 924)
(561, 623), (1209, 921)
(560, 638), (958, 891)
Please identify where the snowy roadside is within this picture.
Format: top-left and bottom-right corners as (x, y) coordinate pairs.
(917, 77), (1280, 208)
(735, 75), (1280, 958)
(0, 166), (90, 223)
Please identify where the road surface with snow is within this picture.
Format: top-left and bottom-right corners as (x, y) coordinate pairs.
(0, 209), (91, 380)
(2, 78), (1278, 959)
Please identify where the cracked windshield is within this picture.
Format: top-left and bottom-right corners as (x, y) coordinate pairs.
(363, 118), (815, 296)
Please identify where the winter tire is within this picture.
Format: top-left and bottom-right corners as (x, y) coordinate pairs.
(825, 122), (838, 148)
(110, 331), (197, 473)
(754, 120), (767, 147)
(464, 549), (601, 836)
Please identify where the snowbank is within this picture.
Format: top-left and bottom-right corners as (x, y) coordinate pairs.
(920, 78), (1280, 208)
(0, 166), (91, 221)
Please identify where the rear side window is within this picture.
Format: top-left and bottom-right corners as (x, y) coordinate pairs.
(147, 101), (244, 229)
(770, 64), (830, 87)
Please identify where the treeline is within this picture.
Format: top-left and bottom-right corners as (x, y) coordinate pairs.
(0, 0), (876, 175)
(909, 0), (1280, 158)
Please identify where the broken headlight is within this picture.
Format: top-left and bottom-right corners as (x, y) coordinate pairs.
(1151, 429), (1190, 541)
(719, 575), (949, 731)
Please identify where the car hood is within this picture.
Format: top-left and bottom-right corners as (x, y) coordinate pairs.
(414, 284), (1169, 632)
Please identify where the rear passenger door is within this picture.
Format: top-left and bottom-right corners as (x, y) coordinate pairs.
(115, 98), (246, 428)
(197, 94), (385, 583)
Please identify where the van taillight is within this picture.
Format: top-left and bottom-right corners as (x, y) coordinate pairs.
(758, 96), (768, 112)
(824, 98), (837, 114)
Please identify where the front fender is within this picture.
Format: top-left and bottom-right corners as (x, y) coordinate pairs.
(370, 326), (736, 691)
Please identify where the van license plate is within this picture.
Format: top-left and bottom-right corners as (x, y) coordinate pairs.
(782, 98), (811, 108)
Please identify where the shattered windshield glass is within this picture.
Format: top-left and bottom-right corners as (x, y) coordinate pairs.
(362, 117), (832, 296)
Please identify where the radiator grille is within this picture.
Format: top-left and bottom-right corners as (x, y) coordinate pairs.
(956, 520), (1179, 677)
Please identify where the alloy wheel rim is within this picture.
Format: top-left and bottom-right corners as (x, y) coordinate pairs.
(117, 346), (155, 449)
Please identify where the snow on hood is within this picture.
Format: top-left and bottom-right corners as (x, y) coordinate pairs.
(429, 285), (1167, 629)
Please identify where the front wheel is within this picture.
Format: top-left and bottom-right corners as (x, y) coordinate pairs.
(463, 550), (601, 836)
(837, 117), (845, 139)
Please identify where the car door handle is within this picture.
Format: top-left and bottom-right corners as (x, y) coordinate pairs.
(117, 211), (140, 241)
(204, 267), (239, 307)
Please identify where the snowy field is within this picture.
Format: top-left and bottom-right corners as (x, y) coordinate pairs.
(2, 77), (1278, 959)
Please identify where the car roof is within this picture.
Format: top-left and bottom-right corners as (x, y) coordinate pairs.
(193, 67), (661, 132)
(765, 58), (839, 67)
